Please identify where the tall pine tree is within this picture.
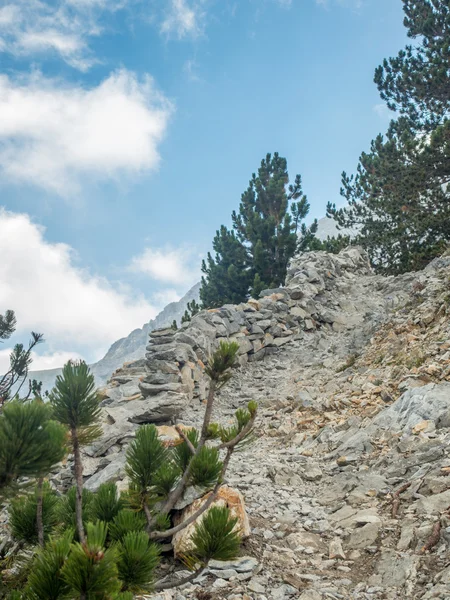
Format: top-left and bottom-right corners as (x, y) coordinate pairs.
(200, 226), (251, 308)
(50, 361), (102, 544)
(201, 153), (317, 306)
(232, 153), (304, 295)
(374, 0), (450, 131)
(328, 0), (450, 274)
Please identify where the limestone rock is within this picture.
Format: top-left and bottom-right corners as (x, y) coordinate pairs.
(373, 383), (450, 432)
(105, 392), (187, 425)
(172, 485), (250, 558)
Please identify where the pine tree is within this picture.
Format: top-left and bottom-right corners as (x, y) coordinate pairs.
(374, 0), (450, 132)
(0, 309), (44, 404)
(181, 300), (201, 324)
(5, 343), (257, 595)
(200, 226), (251, 308)
(328, 1), (450, 273)
(50, 361), (102, 544)
(232, 153), (305, 295)
(9, 482), (59, 546)
(0, 400), (66, 493)
(200, 153), (318, 307)
(328, 118), (450, 273)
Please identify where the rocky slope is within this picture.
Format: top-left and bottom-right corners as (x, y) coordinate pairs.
(55, 247), (450, 599)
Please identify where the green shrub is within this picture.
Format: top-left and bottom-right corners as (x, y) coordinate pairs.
(9, 483), (59, 545)
(57, 486), (94, 539)
(109, 510), (147, 543)
(116, 531), (160, 593)
(91, 482), (124, 523)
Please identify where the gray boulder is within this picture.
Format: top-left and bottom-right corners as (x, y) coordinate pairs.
(373, 383), (450, 432)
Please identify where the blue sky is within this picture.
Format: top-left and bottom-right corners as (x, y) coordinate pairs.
(0, 0), (407, 370)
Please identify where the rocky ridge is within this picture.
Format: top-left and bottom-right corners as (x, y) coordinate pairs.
(59, 247), (450, 599)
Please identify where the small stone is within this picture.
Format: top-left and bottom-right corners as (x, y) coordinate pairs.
(336, 455), (358, 466)
(299, 590), (322, 600)
(329, 538), (346, 560)
(302, 465), (323, 481)
(412, 420), (435, 434)
(347, 522), (380, 549)
(248, 579), (266, 593)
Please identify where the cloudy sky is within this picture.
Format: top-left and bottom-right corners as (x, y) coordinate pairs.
(0, 0), (406, 371)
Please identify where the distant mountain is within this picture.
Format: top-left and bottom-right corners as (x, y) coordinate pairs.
(89, 282), (201, 384)
(25, 281), (201, 393)
(314, 216), (357, 241)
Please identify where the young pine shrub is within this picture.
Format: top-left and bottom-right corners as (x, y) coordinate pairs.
(57, 486), (94, 539)
(24, 531), (73, 600)
(116, 531), (160, 594)
(60, 521), (121, 600)
(191, 506), (241, 563)
(188, 446), (223, 488)
(108, 510), (147, 543)
(125, 424), (177, 524)
(7, 341), (257, 595)
(91, 482), (124, 523)
(9, 482), (59, 545)
(50, 361), (102, 544)
(0, 400), (66, 493)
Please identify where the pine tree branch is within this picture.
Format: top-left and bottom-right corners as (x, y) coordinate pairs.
(218, 413), (256, 450)
(175, 427), (196, 455)
(160, 382), (217, 516)
(36, 477), (44, 547)
(150, 449), (233, 540)
(154, 566), (206, 590)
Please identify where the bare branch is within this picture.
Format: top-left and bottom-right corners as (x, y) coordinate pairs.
(219, 413), (256, 450)
(175, 426), (196, 455)
(154, 566), (206, 590)
(150, 449), (233, 541)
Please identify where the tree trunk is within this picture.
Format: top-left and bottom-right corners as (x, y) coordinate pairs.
(36, 477), (44, 547)
(72, 428), (85, 544)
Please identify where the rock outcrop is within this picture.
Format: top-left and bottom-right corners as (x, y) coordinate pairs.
(98, 247), (378, 427)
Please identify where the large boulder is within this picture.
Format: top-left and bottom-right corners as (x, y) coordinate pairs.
(172, 485), (250, 558)
(105, 392), (187, 425)
(373, 383), (450, 432)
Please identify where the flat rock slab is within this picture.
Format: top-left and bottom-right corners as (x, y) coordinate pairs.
(415, 489), (450, 515)
(373, 382), (450, 432)
(105, 392), (187, 425)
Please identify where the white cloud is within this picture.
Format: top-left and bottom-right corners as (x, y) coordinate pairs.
(0, 0), (129, 70)
(0, 69), (173, 195)
(161, 0), (204, 39)
(374, 103), (393, 121)
(130, 246), (201, 288)
(183, 59), (202, 82)
(0, 349), (84, 374)
(151, 289), (182, 307)
(0, 209), (160, 362)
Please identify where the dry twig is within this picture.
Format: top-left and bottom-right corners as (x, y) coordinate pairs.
(420, 521), (442, 554)
(391, 481), (412, 518)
